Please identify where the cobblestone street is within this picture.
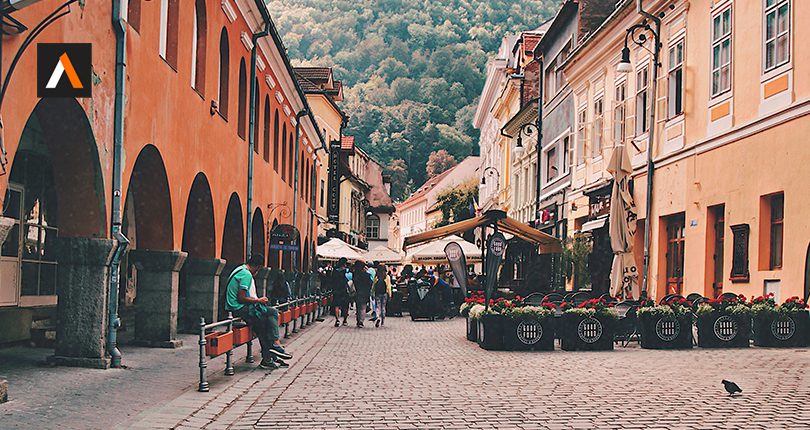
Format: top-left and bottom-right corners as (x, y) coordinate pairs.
(120, 314), (810, 430)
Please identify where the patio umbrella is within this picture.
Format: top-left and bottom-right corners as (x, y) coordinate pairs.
(364, 246), (403, 265)
(608, 144), (639, 300)
(317, 238), (366, 263)
(406, 235), (482, 264)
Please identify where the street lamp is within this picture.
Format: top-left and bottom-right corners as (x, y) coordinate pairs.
(616, 0), (664, 298)
(480, 166), (500, 188)
(513, 123), (537, 158)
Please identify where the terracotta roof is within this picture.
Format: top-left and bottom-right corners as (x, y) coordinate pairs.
(295, 74), (320, 92)
(341, 136), (355, 151)
(293, 67), (331, 82)
(364, 160), (394, 211)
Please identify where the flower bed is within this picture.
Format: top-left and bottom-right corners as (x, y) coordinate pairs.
(501, 303), (556, 351)
(751, 295), (810, 347)
(696, 295), (751, 348)
(637, 297), (693, 349)
(559, 299), (617, 351)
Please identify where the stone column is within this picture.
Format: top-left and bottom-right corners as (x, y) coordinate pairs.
(254, 267), (271, 297)
(129, 250), (187, 348)
(219, 262), (239, 318)
(180, 257), (225, 333)
(49, 237), (115, 369)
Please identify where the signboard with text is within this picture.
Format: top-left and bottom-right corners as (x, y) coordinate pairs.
(269, 224), (300, 253)
(327, 140), (341, 222)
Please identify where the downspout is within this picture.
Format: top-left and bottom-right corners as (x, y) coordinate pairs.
(534, 58), (544, 224)
(109, 0), (131, 368)
(292, 108), (308, 273)
(246, 18), (271, 258)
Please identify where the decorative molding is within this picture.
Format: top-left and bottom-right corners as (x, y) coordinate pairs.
(290, 116), (297, 126)
(275, 90), (284, 104)
(256, 56), (266, 72)
(283, 105), (291, 116)
(221, 0), (237, 23)
(240, 32), (253, 52)
(265, 75), (276, 89)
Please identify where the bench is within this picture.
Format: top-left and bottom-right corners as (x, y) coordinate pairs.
(197, 293), (332, 392)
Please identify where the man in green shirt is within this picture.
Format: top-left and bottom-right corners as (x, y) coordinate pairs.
(225, 254), (292, 369)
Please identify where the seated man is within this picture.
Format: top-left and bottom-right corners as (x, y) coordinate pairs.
(225, 254), (292, 369)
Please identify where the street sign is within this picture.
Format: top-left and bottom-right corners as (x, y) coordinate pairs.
(269, 223), (300, 253)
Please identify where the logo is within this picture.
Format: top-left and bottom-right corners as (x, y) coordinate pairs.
(517, 320), (543, 345)
(655, 317), (680, 342)
(771, 316), (796, 341)
(577, 318), (603, 343)
(488, 235), (506, 257)
(37, 43), (92, 98)
(713, 315), (739, 341)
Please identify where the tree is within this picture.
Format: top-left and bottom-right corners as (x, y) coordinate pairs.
(384, 159), (408, 200)
(426, 149), (458, 179)
(434, 179), (478, 242)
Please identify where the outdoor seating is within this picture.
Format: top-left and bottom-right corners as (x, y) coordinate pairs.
(599, 293), (616, 304)
(719, 292), (740, 300)
(659, 294), (684, 305)
(613, 301), (640, 347)
(686, 293), (704, 303)
(542, 293), (564, 303)
(571, 291), (591, 306)
(523, 292), (545, 305)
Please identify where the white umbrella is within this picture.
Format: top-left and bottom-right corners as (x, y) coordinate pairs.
(364, 246), (403, 265)
(406, 235), (482, 264)
(317, 238), (366, 262)
(608, 144), (639, 300)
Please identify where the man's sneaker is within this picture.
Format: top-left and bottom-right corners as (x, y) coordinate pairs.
(375, 319), (381, 328)
(259, 359), (279, 370)
(275, 359), (290, 368)
(267, 344), (293, 360)
(335, 320), (340, 327)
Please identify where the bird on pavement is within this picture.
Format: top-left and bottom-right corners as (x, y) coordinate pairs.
(722, 380), (742, 396)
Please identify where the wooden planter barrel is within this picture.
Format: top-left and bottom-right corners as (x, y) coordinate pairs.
(560, 313), (615, 351)
(502, 317), (555, 351)
(753, 311), (810, 347)
(639, 314), (693, 349)
(697, 311), (751, 348)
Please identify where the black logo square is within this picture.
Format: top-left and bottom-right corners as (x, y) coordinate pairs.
(37, 43), (92, 98)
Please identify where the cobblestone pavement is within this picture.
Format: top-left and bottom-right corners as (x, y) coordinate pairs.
(124, 315), (810, 430)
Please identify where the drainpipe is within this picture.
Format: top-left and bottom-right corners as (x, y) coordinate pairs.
(109, 0), (131, 368)
(246, 18), (271, 259)
(291, 108), (307, 273)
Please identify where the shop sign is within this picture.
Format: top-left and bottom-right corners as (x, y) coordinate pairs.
(269, 224), (300, 252)
(588, 186), (612, 220)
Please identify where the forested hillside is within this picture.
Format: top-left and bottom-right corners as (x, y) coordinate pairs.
(268, 0), (557, 199)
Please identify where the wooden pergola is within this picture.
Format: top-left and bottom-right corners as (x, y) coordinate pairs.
(403, 210), (563, 254)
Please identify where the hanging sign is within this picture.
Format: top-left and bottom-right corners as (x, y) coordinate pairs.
(484, 232), (507, 310)
(269, 224), (300, 252)
(444, 241), (468, 296)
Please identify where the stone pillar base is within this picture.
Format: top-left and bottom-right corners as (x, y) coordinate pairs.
(181, 258), (225, 333)
(46, 355), (110, 369)
(129, 250), (187, 346)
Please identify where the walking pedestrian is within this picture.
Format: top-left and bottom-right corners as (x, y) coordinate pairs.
(225, 254), (292, 370)
(373, 263), (392, 327)
(352, 260), (373, 328)
(331, 257), (351, 327)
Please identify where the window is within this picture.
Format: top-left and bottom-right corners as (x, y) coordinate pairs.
(513, 173), (519, 203)
(273, 110), (280, 171)
(263, 96), (270, 162)
(614, 82), (626, 145)
(281, 124), (287, 182)
(237, 59), (247, 140)
(562, 135), (570, 174)
(711, 8), (732, 97)
(320, 179), (325, 208)
(127, 0), (141, 33)
(544, 40), (571, 102)
(668, 39), (684, 117)
(288, 132), (294, 185)
(217, 28), (229, 118)
(545, 146), (558, 183)
(769, 193), (784, 269)
(665, 214), (686, 296)
(366, 215), (380, 239)
(592, 97), (603, 158)
(576, 109), (586, 165)
(764, 0), (790, 71)
(635, 65), (650, 136)
(710, 205), (725, 298)
(159, 0), (179, 69)
(253, 80), (260, 152)
(191, 0), (206, 93)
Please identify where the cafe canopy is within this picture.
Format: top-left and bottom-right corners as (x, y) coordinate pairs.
(403, 210), (563, 253)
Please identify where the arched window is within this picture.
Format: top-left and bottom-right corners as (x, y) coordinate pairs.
(305, 160), (311, 203)
(288, 132), (294, 185)
(281, 124), (287, 183)
(300, 151), (305, 197)
(273, 110), (279, 171)
(191, 0), (206, 94)
(253, 78), (260, 152)
(263, 96), (270, 162)
(127, 0), (141, 32)
(237, 59), (247, 140)
(217, 28), (229, 118)
(159, 0), (179, 68)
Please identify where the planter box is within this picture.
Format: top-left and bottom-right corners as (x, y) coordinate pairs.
(292, 306), (300, 319)
(697, 311), (751, 348)
(232, 326), (253, 345)
(502, 317), (555, 351)
(560, 313), (615, 351)
(205, 331), (233, 356)
(280, 310), (292, 325)
(477, 314), (506, 350)
(466, 316), (478, 341)
(753, 311), (810, 347)
(639, 314), (693, 349)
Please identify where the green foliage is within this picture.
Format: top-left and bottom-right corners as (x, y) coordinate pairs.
(562, 234), (592, 289)
(270, 0), (558, 199)
(637, 304), (692, 319)
(434, 179), (478, 228)
(504, 305), (554, 321)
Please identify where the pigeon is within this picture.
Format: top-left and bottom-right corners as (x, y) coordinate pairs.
(722, 380), (742, 396)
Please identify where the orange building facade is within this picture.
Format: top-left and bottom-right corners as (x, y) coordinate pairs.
(0, 0), (324, 366)
(563, 0), (809, 302)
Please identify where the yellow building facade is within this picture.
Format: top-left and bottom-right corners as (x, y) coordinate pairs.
(563, 0), (809, 301)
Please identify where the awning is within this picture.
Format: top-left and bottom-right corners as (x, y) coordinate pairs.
(581, 216), (608, 233)
(403, 210), (562, 254)
(317, 238), (366, 262)
(406, 235), (482, 264)
(364, 246), (403, 264)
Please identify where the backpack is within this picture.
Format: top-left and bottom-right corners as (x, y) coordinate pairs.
(373, 274), (388, 296)
(331, 268), (351, 296)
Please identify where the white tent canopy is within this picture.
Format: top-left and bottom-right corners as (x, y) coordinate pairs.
(317, 238), (366, 262)
(364, 246), (403, 264)
(406, 235), (482, 264)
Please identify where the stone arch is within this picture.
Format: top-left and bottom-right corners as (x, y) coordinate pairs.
(269, 218), (280, 269)
(237, 58), (247, 140)
(218, 27), (229, 118)
(124, 144), (174, 251)
(221, 192), (244, 263)
(251, 208), (265, 261)
(181, 173), (215, 258)
(302, 235), (309, 272)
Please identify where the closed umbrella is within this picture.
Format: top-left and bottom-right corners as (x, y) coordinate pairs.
(608, 144), (639, 300)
